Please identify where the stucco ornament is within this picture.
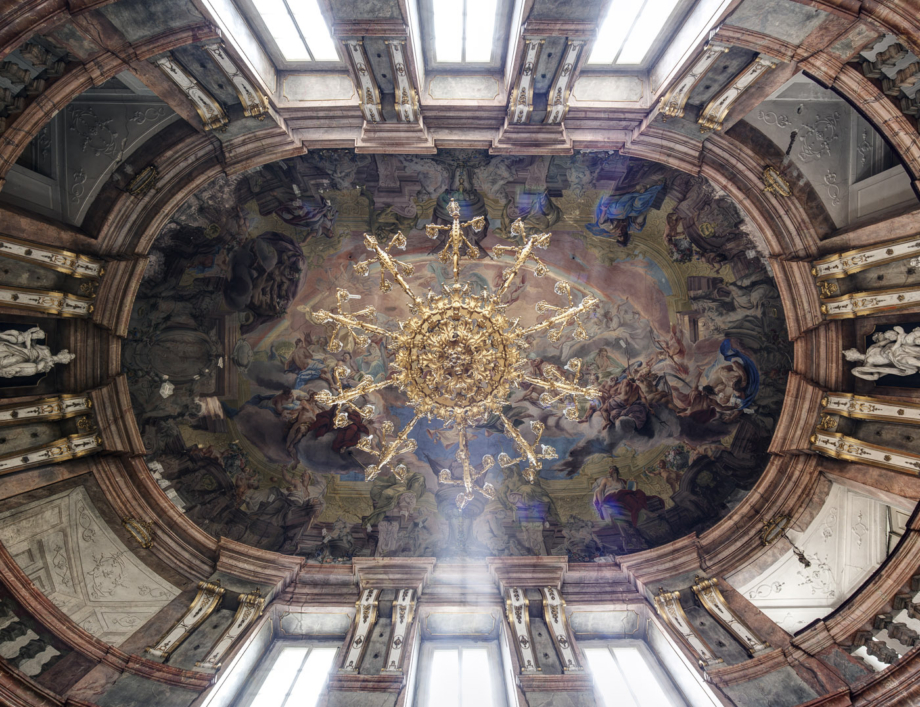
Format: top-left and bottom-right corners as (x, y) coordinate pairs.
(843, 326), (920, 380)
(0, 327), (74, 378)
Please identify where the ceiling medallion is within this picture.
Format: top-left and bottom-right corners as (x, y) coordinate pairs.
(306, 199), (600, 509)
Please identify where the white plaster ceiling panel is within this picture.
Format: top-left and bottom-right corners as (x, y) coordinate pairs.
(63, 93), (178, 226)
(0, 487), (179, 646)
(736, 484), (888, 635)
(744, 93), (851, 228)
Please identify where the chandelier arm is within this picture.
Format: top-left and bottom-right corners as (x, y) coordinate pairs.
(518, 295), (599, 337)
(318, 378), (396, 408)
(371, 410), (424, 475)
(493, 240), (538, 300)
(498, 413), (541, 477)
(520, 374), (600, 400)
(456, 422), (475, 496)
(362, 234), (422, 306)
(316, 311), (391, 339)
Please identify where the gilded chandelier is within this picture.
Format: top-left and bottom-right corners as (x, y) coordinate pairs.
(306, 199), (600, 509)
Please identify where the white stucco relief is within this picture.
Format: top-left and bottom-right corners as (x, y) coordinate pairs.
(735, 484), (888, 634)
(0, 487), (179, 646)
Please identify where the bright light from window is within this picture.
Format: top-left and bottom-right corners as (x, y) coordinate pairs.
(617, 0), (682, 64)
(251, 646), (337, 707)
(588, 0), (682, 65)
(251, 646), (308, 707)
(588, 1), (643, 64)
(253, 0), (310, 61)
(585, 645), (677, 707)
(584, 648), (638, 707)
(289, 0), (339, 61)
(427, 647), (494, 707)
(433, 0), (497, 63)
(253, 0), (339, 62)
(465, 0), (498, 62)
(433, 0), (463, 62)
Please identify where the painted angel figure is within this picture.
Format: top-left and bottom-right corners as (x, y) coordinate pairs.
(0, 327), (75, 378)
(843, 326), (920, 380)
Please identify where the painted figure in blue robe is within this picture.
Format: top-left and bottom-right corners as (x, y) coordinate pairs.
(586, 184), (665, 245)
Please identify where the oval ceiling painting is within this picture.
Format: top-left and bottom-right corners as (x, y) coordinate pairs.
(125, 150), (792, 562)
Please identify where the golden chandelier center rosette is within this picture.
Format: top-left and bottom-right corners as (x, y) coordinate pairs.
(392, 292), (523, 422)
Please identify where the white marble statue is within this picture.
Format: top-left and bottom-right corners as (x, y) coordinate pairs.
(843, 326), (920, 380)
(0, 327), (75, 378)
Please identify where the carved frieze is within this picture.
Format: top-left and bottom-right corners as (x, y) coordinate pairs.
(0, 394), (92, 426)
(145, 580), (226, 659)
(653, 588), (722, 667)
(544, 41), (584, 125)
(385, 41), (419, 123)
(0, 286), (94, 317)
(0, 432), (101, 476)
(340, 588), (380, 673)
(204, 44), (269, 120)
(811, 235), (920, 281)
(691, 576), (770, 656)
(509, 39), (544, 124)
(698, 55), (778, 132)
(820, 286), (920, 318)
(381, 588), (416, 673)
(154, 55), (229, 132)
(811, 430), (920, 475)
(505, 587), (540, 673)
(0, 235), (104, 278)
(540, 587), (582, 672)
(823, 393), (920, 425)
(343, 41), (383, 124)
(658, 42), (730, 119)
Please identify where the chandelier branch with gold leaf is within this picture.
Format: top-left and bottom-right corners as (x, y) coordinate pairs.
(301, 199), (600, 509)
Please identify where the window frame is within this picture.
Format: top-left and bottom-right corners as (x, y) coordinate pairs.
(417, 0), (514, 72)
(580, 638), (688, 707)
(231, 0), (344, 71)
(583, 0), (698, 71)
(413, 639), (508, 707)
(233, 639), (341, 707)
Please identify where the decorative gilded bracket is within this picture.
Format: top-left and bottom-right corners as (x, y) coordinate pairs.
(823, 393), (920, 425)
(196, 588), (265, 669)
(340, 588), (381, 673)
(145, 580), (225, 660)
(385, 40), (419, 123)
(544, 40), (584, 125)
(122, 517), (156, 549)
(812, 235), (920, 281)
(658, 42), (730, 119)
(505, 587), (540, 674)
(381, 588), (416, 673)
(509, 39), (545, 124)
(541, 587), (582, 672)
(0, 286), (94, 317)
(344, 41), (383, 123)
(0, 234), (104, 278)
(204, 43), (269, 120)
(0, 394), (92, 426)
(691, 577), (769, 656)
(698, 55), (778, 132)
(653, 588), (723, 668)
(0, 432), (102, 477)
(155, 55), (229, 132)
(811, 430), (920, 475)
(820, 286), (920, 318)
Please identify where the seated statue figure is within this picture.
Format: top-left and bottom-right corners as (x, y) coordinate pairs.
(843, 326), (920, 380)
(0, 327), (75, 378)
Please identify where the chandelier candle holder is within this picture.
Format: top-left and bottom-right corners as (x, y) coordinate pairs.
(305, 199), (600, 510)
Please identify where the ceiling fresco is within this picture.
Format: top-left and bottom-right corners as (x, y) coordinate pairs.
(124, 149), (792, 562)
